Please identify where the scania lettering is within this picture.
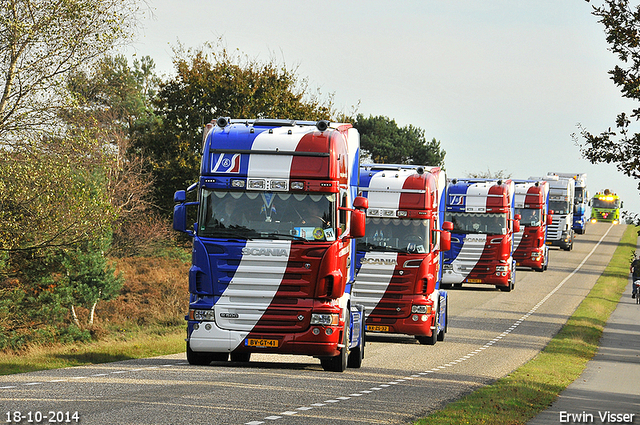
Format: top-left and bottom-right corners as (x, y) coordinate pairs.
(442, 178), (520, 292)
(548, 172), (589, 234)
(353, 164), (452, 345)
(173, 118), (368, 372)
(513, 179), (550, 272)
(591, 189), (623, 224)
(541, 174), (575, 251)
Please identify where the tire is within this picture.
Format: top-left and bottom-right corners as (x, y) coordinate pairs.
(416, 331), (437, 345)
(187, 341), (213, 366)
(210, 352), (229, 362)
(347, 324), (364, 368)
(321, 314), (350, 372)
(230, 352), (251, 362)
(437, 296), (447, 342)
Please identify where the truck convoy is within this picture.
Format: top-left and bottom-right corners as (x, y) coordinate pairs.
(173, 118), (368, 372)
(591, 189), (623, 224)
(353, 164), (452, 345)
(542, 174), (575, 251)
(442, 179), (520, 292)
(548, 172), (589, 234)
(513, 179), (550, 272)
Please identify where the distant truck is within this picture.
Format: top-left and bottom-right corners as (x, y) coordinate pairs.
(173, 118), (368, 372)
(548, 172), (589, 234)
(591, 189), (623, 224)
(541, 174), (575, 251)
(442, 178), (520, 292)
(353, 164), (452, 345)
(513, 179), (550, 272)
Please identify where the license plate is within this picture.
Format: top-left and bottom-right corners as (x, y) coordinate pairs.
(466, 278), (482, 283)
(366, 325), (389, 332)
(246, 338), (279, 348)
(545, 241), (552, 245)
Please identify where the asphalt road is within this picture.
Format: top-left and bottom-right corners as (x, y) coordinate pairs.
(0, 222), (625, 425)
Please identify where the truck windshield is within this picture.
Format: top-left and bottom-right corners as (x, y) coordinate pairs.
(549, 200), (570, 215)
(198, 190), (337, 241)
(515, 208), (541, 227)
(357, 218), (429, 254)
(445, 212), (507, 235)
(592, 198), (620, 209)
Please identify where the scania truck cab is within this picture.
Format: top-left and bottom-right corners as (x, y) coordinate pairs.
(548, 172), (589, 234)
(513, 179), (550, 272)
(442, 179), (520, 292)
(542, 175), (575, 251)
(353, 164), (452, 345)
(173, 118), (368, 372)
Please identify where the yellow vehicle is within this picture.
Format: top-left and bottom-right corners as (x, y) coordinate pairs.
(590, 190), (623, 224)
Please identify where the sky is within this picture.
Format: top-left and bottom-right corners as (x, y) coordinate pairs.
(123, 0), (640, 215)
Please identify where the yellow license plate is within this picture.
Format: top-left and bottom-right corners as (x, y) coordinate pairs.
(246, 338), (279, 348)
(467, 278), (482, 283)
(366, 325), (389, 332)
(545, 241), (552, 245)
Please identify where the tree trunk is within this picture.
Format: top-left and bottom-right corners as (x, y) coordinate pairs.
(71, 305), (80, 327)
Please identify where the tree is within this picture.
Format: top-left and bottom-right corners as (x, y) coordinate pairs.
(578, 1), (640, 195)
(352, 114), (446, 166)
(135, 42), (337, 214)
(65, 55), (166, 256)
(0, 0), (138, 142)
(466, 168), (512, 179)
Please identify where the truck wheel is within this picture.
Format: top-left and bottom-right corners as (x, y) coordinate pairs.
(437, 297), (447, 342)
(347, 325), (364, 368)
(187, 341), (213, 366)
(230, 352), (251, 362)
(321, 316), (350, 372)
(416, 331), (437, 345)
(210, 352), (229, 362)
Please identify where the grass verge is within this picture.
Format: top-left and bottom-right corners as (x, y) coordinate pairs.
(0, 325), (185, 376)
(414, 224), (636, 425)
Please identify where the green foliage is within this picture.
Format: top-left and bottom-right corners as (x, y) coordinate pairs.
(62, 234), (124, 318)
(0, 0), (138, 141)
(352, 114), (446, 166)
(136, 42), (336, 213)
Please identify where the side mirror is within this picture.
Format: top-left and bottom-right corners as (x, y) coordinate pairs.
(350, 209), (366, 238)
(442, 221), (454, 232)
(353, 196), (368, 210)
(440, 230), (451, 252)
(173, 203), (187, 233)
(547, 214), (553, 225)
(513, 219), (521, 233)
(174, 190), (186, 203)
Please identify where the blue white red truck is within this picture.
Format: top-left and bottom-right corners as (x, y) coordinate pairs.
(353, 164), (452, 345)
(548, 172), (589, 234)
(173, 118), (368, 372)
(442, 178), (520, 292)
(513, 179), (550, 272)
(541, 174), (575, 251)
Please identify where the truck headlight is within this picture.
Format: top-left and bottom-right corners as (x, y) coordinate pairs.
(496, 265), (509, 272)
(310, 313), (339, 326)
(190, 309), (215, 321)
(411, 305), (431, 314)
(443, 264), (453, 270)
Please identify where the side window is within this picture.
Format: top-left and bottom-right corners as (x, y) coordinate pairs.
(339, 194), (348, 235)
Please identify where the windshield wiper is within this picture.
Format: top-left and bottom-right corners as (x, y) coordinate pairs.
(258, 232), (307, 241)
(203, 228), (257, 240)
